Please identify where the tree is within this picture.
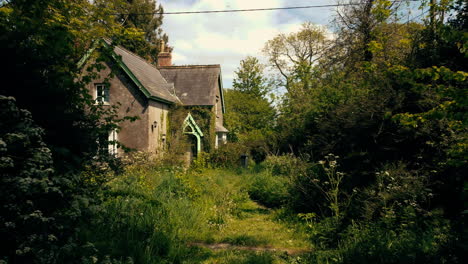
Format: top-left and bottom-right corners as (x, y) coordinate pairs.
(263, 22), (329, 93)
(111, 0), (169, 63)
(0, 0), (145, 170)
(0, 0), (146, 261)
(225, 56), (276, 162)
(232, 56), (269, 98)
(332, 0), (407, 66)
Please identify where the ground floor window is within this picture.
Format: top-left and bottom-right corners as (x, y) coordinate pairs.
(216, 132), (227, 149)
(108, 129), (118, 155)
(98, 129), (118, 156)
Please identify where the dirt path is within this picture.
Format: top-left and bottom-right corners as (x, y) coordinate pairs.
(188, 242), (310, 255)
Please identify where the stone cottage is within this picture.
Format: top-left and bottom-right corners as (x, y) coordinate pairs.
(79, 39), (228, 157)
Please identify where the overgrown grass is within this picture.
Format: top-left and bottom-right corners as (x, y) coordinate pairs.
(78, 162), (316, 263)
(76, 163), (274, 262)
(211, 200), (310, 250)
(182, 247), (304, 264)
(80, 165), (211, 263)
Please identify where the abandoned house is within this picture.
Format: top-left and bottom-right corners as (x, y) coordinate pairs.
(79, 40), (228, 158)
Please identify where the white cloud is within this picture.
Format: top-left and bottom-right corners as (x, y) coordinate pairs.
(159, 0), (335, 88)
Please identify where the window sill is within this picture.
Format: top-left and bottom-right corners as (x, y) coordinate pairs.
(94, 102), (111, 106)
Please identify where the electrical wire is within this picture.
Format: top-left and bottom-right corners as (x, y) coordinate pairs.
(112, 1), (422, 16)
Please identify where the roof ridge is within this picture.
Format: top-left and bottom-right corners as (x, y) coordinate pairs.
(159, 64), (221, 69)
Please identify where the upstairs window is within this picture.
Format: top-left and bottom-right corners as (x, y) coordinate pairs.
(95, 84), (109, 104)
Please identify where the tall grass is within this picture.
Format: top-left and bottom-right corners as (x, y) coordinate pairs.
(79, 163), (253, 263)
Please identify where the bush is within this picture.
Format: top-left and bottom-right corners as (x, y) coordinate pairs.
(208, 142), (249, 168)
(337, 217), (454, 264)
(0, 96), (58, 263)
(248, 171), (290, 208)
(263, 154), (310, 176)
(355, 162), (431, 223)
(0, 96), (100, 263)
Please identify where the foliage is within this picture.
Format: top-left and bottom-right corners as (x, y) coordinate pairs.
(337, 218), (455, 264)
(300, 213), (456, 264)
(79, 164), (264, 263)
(232, 56), (270, 98)
(2, 0), (467, 262)
(332, 0), (401, 64)
(168, 105), (216, 157)
(0, 0), (167, 262)
(255, 1), (467, 262)
(263, 22), (329, 92)
(206, 142), (249, 168)
(357, 163), (431, 222)
(0, 96), (104, 263)
(313, 154), (347, 218)
(247, 171), (290, 208)
(108, 0), (169, 64)
(224, 90), (275, 139)
(0, 0), (147, 171)
(263, 154), (310, 177)
(0, 96), (57, 262)
(225, 56), (276, 163)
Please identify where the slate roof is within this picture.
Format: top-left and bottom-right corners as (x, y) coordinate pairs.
(85, 39), (179, 104)
(158, 65), (221, 106)
(111, 45), (180, 104)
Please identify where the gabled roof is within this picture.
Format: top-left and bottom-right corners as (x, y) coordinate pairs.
(79, 39), (180, 104)
(158, 65), (224, 111)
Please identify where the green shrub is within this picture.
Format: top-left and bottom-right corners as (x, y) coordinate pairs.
(303, 216), (343, 250)
(191, 151), (212, 172)
(0, 96), (103, 263)
(263, 154), (310, 176)
(337, 217), (453, 264)
(248, 171), (290, 208)
(0, 96), (58, 263)
(357, 163), (431, 223)
(209, 142), (249, 168)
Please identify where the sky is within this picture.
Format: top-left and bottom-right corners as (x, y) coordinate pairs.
(159, 0), (423, 88)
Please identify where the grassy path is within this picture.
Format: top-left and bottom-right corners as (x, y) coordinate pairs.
(187, 199), (312, 263)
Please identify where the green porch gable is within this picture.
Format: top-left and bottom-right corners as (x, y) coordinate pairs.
(183, 113), (204, 155)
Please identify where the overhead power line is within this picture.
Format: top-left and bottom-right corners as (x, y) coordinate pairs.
(113, 1), (421, 16)
(162, 4), (360, 15)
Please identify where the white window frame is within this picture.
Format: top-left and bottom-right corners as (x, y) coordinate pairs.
(215, 132), (227, 149)
(108, 129), (118, 156)
(95, 84), (110, 104)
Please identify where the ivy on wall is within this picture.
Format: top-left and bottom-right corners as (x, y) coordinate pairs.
(167, 104), (216, 157)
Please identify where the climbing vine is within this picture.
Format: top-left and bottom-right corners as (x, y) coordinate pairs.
(166, 104), (216, 162)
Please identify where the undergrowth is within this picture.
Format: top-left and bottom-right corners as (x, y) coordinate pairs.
(79, 162), (263, 263)
(77, 154), (464, 264)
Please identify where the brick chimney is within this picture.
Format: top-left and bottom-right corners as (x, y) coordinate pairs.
(157, 41), (172, 67)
